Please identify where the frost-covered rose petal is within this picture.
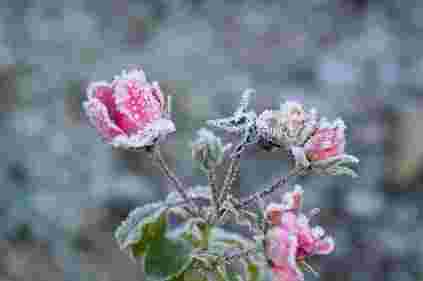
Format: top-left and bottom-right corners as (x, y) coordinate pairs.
(282, 185), (304, 211)
(265, 187), (335, 280)
(266, 227), (304, 281)
(83, 68), (175, 148)
(304, 118), (346, 161)
(313, 236), (335, 255)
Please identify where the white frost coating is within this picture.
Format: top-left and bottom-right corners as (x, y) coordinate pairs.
(234, 88), (255, 115)
(112, 80), (140, 124)
(282, 185), (304, 210)
(318, 117), (346, 130)
(151, 81), (165, 109)
(265, 202), (284, 217)
(316, 236), (335, 255)
(255, 110), (275, 136)
(110, 118), (176, 148)
(311, 226), (325, 239)
(113, 68), (147, 84)
(86, 81), (111, 99)
(296, 213), (309, 227)
(83, 98), (125, 139)
(291, 146), (310, 167)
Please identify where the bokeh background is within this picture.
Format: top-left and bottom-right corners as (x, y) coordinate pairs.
(0, 0), (422, 280)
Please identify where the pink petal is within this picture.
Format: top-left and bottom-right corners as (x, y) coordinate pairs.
(270, 231), (304, 281)
(281, 212), (298, 232)
(114, 79), (163, 131)
(266, 227), (298, 268)
(83, 99), (125, 142)
(314, 236), (335, 255)
(305, 126), (345, 161)
(272, 265), (303, 281)
(88, 82), (138, 135)
(283, 186), (304, 211)
(110, 118), (176, 148)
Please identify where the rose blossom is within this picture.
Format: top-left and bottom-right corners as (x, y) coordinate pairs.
(265, 186), (335, 281)
(304, 118), (346, 161)
(83, 68), (175, 148)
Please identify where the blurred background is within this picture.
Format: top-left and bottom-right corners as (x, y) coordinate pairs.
(0, 0), (422, 280)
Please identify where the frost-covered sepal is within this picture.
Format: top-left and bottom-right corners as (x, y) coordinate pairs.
(191, 128), (231, 172)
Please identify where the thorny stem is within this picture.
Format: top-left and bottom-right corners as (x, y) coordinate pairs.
(236, 166), (306, 209)
(218, 157), (240, 203)
(208, 169), (219, 215)
(222, 247), (257, 264)
(153, 145), (200, 215)
(217, 142), (243, 206)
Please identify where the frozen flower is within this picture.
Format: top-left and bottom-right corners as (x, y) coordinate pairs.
(304, 118), (346, 161)
(301, 118), (359, 177)
(256, 101), (318, 150)
(83, 68), (175, 148)
(265, 187), (335, 281)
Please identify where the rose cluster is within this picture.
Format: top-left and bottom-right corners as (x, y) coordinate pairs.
(83, 67), (358, 281)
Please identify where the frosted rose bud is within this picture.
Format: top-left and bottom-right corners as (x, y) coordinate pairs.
(256, 101), (318, 151)
(304, 118), (346, 161)
(191, 128), (229, 171)
(83, 68), (175, 148)
(282, 185), (304, 211)
(280, 101), (306, 137)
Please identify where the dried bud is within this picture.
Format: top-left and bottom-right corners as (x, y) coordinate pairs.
(191, 128), (229, 172)
(256, 101), (318, 150)
(280, 101), (306, 138)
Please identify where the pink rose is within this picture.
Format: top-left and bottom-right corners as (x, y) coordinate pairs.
(304, 119), (346, 161)
(83, 68), (175, 148)
(265, 187), (335, 281)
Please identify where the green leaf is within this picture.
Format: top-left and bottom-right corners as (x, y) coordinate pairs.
(144, 235), (193, 281)
(207, 228), (255, 258)
(215, 265), (244, 281)
(246, 262), (260, 281)
(311, 154), (359, 178)
(326, 165), (359, 178)
(114, 202), (167, 259)
(177, 219), (210, 249)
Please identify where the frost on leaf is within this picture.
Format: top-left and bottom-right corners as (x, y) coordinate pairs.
(114, 201), (195, 281)
(191, 128), (226, 172)
(114, 202), (167, 259)
(311, 154), (359, 178)
(207, 89), (257, 135)
(166, 185), (212, 204)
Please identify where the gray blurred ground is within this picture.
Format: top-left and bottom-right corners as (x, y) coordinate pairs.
(0, 0), (423, 280)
